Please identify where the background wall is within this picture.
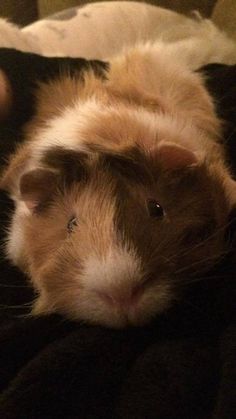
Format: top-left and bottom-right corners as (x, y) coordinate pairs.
(0, 0), (37, 25)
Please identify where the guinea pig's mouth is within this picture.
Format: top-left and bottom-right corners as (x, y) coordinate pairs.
(32, 268), (172, 328)
(78, 278), (173, 329)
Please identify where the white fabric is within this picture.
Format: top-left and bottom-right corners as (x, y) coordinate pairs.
(23, 2), (213, 59)
(0, 1), (231, 60)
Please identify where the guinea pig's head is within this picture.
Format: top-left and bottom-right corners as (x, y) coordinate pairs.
(12, 142), (232, 328)
(0, 49), (235, 328)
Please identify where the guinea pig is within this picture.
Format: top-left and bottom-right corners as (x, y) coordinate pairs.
(1, 36), (236, 328)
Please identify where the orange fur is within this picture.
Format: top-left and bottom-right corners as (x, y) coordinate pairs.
(1, 43), (235, 328)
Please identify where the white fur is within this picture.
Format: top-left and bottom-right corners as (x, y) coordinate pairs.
(81, 246), (143, 293)
(6, 22), (236, 268)
(29, 98), (209, 168)
(31, 98), (101, 160)
(25, 19), (236, 169)
(2, 3), (236, 328)
(70, 247), (173, 328)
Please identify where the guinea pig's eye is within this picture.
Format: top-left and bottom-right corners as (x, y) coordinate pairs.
(67, 216), (78, 233)
(147, 200), (165, 218)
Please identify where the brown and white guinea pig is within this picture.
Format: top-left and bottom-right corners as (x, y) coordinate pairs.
(1, 37), (236, 328)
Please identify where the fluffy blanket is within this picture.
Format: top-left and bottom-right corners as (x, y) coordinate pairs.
(0, 49), (235, 418)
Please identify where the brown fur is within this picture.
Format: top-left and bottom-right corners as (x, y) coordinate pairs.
(1, 47), (224, 191)
(17, 145), (229, 327)
(1, 45), (235, 328)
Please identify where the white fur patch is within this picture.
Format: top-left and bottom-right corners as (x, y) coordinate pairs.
(30, 96), (208, 167)
(30, 98), (102, 164)
(81, 245), (143, 294)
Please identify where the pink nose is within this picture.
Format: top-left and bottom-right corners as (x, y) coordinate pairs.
(97, 286), (143, 309)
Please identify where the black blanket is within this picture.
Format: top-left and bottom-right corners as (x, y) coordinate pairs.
(0, 52), (235, 419)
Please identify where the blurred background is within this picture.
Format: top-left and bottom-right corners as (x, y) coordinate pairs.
(0, 1), (235, 39)
(0, 0), (221, 25)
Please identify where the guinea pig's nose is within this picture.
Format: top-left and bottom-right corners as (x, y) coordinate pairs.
(97, 285), (143, 309)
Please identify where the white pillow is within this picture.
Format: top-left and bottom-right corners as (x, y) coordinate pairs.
(0, 1), (217, 59)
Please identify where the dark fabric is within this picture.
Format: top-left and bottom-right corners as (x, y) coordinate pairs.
(0, 51), (235, 418)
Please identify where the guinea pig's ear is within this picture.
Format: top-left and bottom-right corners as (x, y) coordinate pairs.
(154, 141), (198, 170)
(19, 168), (59, 211)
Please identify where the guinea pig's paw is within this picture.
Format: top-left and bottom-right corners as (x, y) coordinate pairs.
(0, 69), (12, 120)
(155, 141), (198, 170)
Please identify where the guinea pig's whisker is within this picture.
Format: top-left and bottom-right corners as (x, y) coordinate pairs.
(0, 282), (32, 289)
(181, 299), (206, 315)
(174, 272), (232, 286)
(0, 283), (30, 288)
(0, 302), (33, 309)
(0, 208), (14, 219)
(11, 313), (32, 320)
(0, 244), (9, 257)
(174, 250), (228, 277)
(224, 127), (236, 145)
(166, 219), (234, 264)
